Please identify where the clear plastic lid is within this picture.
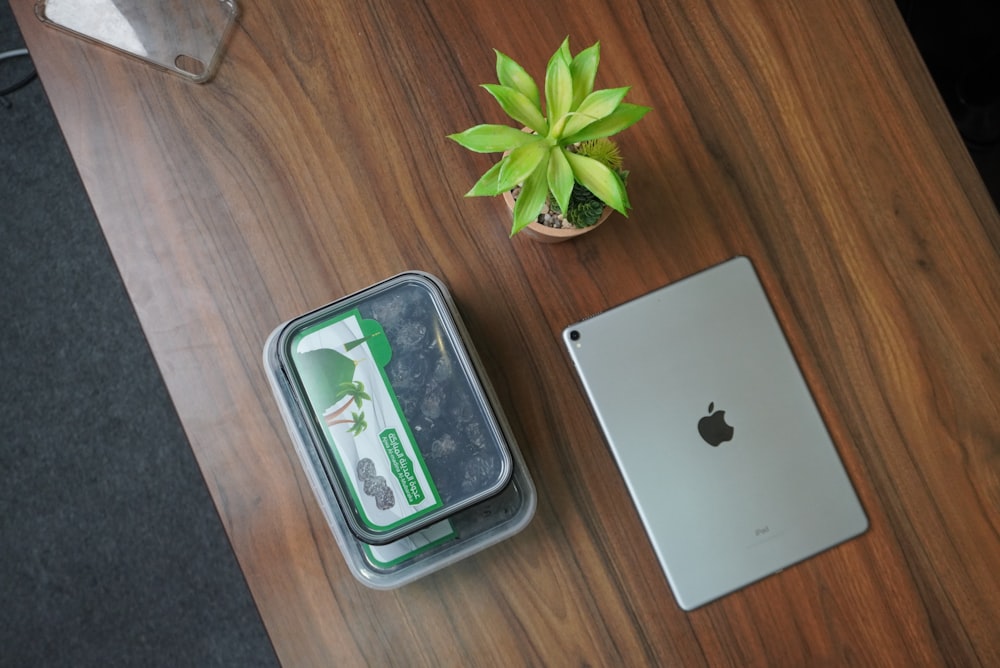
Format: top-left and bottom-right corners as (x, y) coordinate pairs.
(272, 273), (514, 545)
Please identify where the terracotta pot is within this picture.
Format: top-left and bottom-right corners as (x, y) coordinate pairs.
(501, 189), (612, 243)
(500, 130), (614, 243)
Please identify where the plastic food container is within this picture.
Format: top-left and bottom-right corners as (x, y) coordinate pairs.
(263, 272), (535, 588)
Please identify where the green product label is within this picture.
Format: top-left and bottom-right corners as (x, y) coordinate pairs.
(290, 309), (442, 532)
(380, 429), (424, 505)
(363, 519), (456, 568)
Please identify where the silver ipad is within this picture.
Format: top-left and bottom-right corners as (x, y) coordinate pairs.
(563, 256), (868, 610)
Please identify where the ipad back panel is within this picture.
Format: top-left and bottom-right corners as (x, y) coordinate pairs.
(563, 257), (867, 610)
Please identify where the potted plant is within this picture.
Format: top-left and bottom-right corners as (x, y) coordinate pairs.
(449, 38), (650, 241)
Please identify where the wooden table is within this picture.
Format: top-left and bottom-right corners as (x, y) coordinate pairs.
(13, 0), (1000, 664)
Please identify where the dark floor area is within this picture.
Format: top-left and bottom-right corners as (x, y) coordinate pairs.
(1, 4), (278, 666)
(1, 2), (997, 666)
(897, 0), (1000, 202)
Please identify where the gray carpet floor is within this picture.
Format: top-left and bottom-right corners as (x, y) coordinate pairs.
(1, 5), (277, 666)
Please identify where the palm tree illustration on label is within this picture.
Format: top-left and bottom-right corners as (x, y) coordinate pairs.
(326, 409), (368, 436)
(294, 330), (381, 420)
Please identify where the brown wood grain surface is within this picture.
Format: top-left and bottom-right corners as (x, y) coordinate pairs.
(12, 0), (1000, 664)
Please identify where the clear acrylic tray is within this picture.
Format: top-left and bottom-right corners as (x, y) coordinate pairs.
(36, 0), (238, 83)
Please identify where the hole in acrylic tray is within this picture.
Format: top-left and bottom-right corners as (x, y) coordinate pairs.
(174, 54), (207, 77)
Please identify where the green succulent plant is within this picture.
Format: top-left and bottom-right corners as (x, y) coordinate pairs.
(550, 178), (615, 228)
(549, 137), (630, 228)
(448, 38), (651, 236)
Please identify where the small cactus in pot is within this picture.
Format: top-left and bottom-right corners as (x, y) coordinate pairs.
(449, 38), (651, 238)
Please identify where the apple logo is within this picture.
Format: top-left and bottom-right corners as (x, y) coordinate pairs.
(698, 402), (734, 446)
